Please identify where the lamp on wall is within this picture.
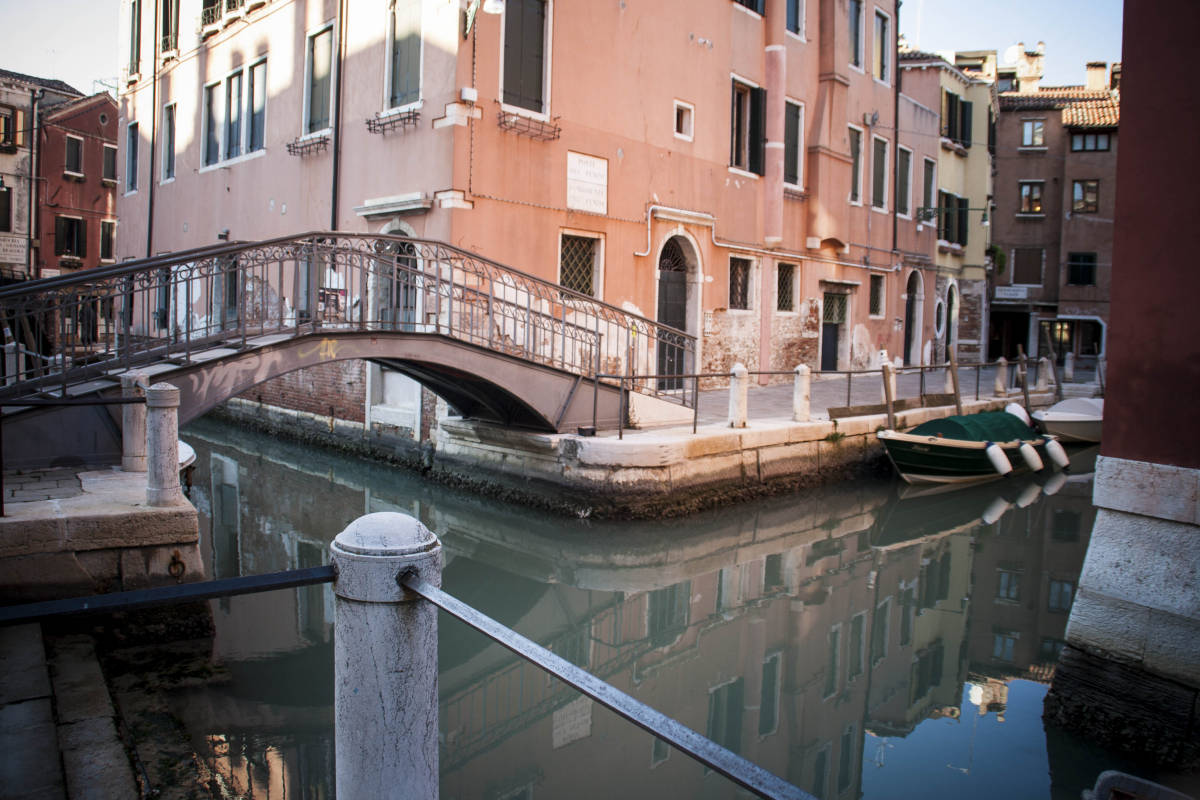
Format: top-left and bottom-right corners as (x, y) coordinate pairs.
(464, 0), (504, 37)
(916, 205), (992, 233)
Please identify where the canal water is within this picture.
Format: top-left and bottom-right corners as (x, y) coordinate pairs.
(152, 416), (1191, 799)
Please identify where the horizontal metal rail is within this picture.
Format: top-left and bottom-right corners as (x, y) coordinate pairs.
(0, 565), (336, 626)
(402, 572), (812, 800)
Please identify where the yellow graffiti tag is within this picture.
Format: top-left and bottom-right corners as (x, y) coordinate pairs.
(298, 338), (340, 360)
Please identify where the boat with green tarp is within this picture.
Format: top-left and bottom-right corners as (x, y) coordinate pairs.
(877, 407), (1069, 485)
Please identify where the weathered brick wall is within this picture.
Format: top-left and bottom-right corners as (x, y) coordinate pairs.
(238, 360), (367, 423)
(957, 280), (986, 362)
(701, 310), (760, 387)
(768, 297), (820, 376)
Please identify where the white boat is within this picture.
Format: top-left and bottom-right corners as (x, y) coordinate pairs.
(1032, 397), (1103, 443)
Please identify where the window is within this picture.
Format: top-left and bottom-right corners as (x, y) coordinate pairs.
(922, 158), (935, 217)
(896, 146), (911, 216)
(899, 587), (914, 646)
(1019, 181), (1044, 213)
(64, 135), (84, 176)
(707, 678), (745, 755)
(1040, 638), (1065, 661)
(869, 274), (883, 316)
(1052, 509), (1082, 541)
(674, 100), (694, 141)
(837, 726), (854, 793)
(870, 599), (889, 664)
(758, 653), (781, 736)
(125, 122), (139, 192)
(55, 216), (87, 259)
(203, 83), (220, 165)
(873, 10), (890, 82)
(730, 79), (765, 174)
(100, 221), (116, 261)
(847, 612), (864, 679)
(1072, 179), (1099, 213)
(1048, 579), (1075, 612)
(733, 0), (764, 13)
(306, 26), (334, 133)
(729, 257), (751, 310)
(389, 0), (421, 109)
(248, 60), (267, 152)
(1021, 119), (1045, 147)
(225, 71), (243, 158)
(992, 630), (1018, 662)
(823, 626), (840, 698)
(161, 0), (179, 51)
(786, 0), (803, 35)
(559, 233), (599, 296)
(129, 0), (142, 75)
(162, 103), (175, 180)
(647, 582), (689, 646)
(1067, 252), (1097, 286)
(103, 144), (118, 183)
(1071, 132), (1111, 151)
(937, 192), (969, 247)
(777, 263), (795, 311)
(942, 90), (972, 147)
(502, 0), (548, 115)
(871, 135), (888, 209)
(996, 568), (1022, 601)
(1013, 247), (1043, 285)
(812, 747), (830, 800)
(0, 186), (10, 233)
(0, 105), (15, 150)
(784, 100), (802, 186)
(764, 554), (783, 590)
(848, 126), (862, 203)
(849, 0), (863, 69)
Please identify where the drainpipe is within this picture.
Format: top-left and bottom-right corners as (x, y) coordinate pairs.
(891, 0), (901, 256)
(761, 0), (787, 384)
(330, 0), (347, 230)
(145, 0), (159, 257)
(28, 89), (43, 278)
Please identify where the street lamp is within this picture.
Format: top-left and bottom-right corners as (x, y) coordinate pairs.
(464, 0), (504, 37)
(916, 205), (990, 232)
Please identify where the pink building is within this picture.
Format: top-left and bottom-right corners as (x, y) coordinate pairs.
(117, 0), (941, 432)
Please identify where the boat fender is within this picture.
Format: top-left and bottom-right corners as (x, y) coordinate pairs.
(1044, 437), (1070, 470)
(982, 496), (1012, 524)
(985, 442), (1013, 476)
(1004, 402), (1031, 426)
(1016, 481), (1042, 508)
(1019, 442), (1045, 472)
(1042, 471), (1068, 496)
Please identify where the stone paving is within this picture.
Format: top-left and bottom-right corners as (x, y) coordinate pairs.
(4, 468), (84, 504)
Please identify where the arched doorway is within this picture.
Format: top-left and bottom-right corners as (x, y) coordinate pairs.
(657, 237), (692, 389)
(902, 271), (924, 366)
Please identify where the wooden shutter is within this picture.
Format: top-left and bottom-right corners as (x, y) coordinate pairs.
(957, 195), (969, 246)
(391, 0), (421, 107)
(748, 86), (766, 176)
(503, 0), (545, 113)
(784, 103), (800, 184)
(0, 188), (10, 233)
(960, 100), (973, 147)
(55, 217), (69, 255)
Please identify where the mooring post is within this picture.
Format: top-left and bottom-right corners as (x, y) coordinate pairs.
(121, 371), (148, 472)
(994, 356), (1008, 396)
(331, 513), (441, 799)
(1036, 357), (1051, 392)
(728, 362), (748, 428)
(1064, 351), (1075, 382)
(881, 362), (896, 430)
(145, 382), (183, 506)
(792, 363), (811, 422)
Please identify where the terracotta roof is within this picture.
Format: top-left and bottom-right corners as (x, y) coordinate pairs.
(0, 67), (81, 97)
(43, 92), (116, 123)
(1061, 96), (1120, 128)
(899, 49), (948, 64)
(999, 85), (1114, 111)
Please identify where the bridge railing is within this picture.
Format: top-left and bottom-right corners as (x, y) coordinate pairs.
(0, 233), (696, 406)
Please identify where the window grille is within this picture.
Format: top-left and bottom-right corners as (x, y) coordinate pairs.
(729, 258), (751, 310)
(823, 292), (846, 324)
(869, 275), (883, 315)
(559, 235), (596, 296)
(777, 263), (794, 311)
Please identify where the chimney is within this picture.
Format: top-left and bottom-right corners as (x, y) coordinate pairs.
(1086, 61), (1108, 91)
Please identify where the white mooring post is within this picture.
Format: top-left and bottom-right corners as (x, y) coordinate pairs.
(121, 372), (148, 472)
(728, 362), (749, 428)
(792, 364), (811, 422)
(331, 513), (442, 799)
(994, 356), (1009, 396)
(145, 382), (183, 506)
(1064, 351), (1076, 382)
(1037, 357), (1051, 392)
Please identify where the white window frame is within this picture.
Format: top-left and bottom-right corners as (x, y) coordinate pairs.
(498, 0), (553, 122)
(758, 650), (783, 737)
(728, 255), (755, 312)
(784, 98), (804, 189)
(847, 123), (864, 205)
(785, 0), (805, 41)
(383, 0), (423, 114)
(1020, 118), (1046, 148)
(872, 7), (891, 85)
(871, 597), (891, 665)
(125, 121), (139, 195)
(1017, 179), (1045, 216)
(729, 73), (761, 178)
(673, 99), (694, 142)
(160, 101), (176, 183)
(848, 0), (864, 72)
(200, 61), (268, 173)
(102, 144), (119, 185)
(303, 22), (336, 137)
(99, 219), (117, 263)
(64, 134), (85, 178)
(895, 145), (913, 218)
(847, 610), (866, 680)
(870, 134), (889, 211)
(776, 261), (797, 314)
(823, 623), (841, 700)
(246, 57), (268, 154)
(920, 156), (937, 224)
(225, 69), (243, 159)
(557, 228), (604, 299)
(201, 80), (221, 168)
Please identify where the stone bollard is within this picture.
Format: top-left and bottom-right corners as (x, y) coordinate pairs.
(792, 364), (811, 422)
(1037, 357), (1051, 391)
(994, 357), (1008, 396)
(1064, 352), (1075, 382)
(944, 366), (955, 394)
(331, 513), (441, 800)
(3, 340), (16, 386)
(145, 382), (183, 506)
(728, 362), (748, 428)
(121, 372), (148, 472)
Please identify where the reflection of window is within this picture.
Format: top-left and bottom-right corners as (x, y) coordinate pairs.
(764, 553), (783, 589)
(296, 539), (328, 642)
(848, 612), (865, 678)
(306, 26), (334, 133)
(823, 626), (840, 698)
(651, 736), (670, 767)
(648, 581), (690, 646)
(758, 652), (781, 735)
(837, 725), (854, 793)
(911, 640), (945, 699)
(870, 599), (889, 664)
(1052, 509), (1081, 541)
(706, 677), (744, 754)
(812, 746), (830, 800)
(1048, 579), (1075, 612)
(1040, 638), (1065, 661)
(996, 568), (1022, 602)
(899, 587), (914, 646)
(992, 629), (1018, 662)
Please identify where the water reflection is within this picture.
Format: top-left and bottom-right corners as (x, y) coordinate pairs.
(176, 417), (1108, 799)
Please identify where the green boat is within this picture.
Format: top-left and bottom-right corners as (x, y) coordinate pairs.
(877, 409), (1069, 485)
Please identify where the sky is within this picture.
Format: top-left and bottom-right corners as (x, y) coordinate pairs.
(0, 0), (1123, 96)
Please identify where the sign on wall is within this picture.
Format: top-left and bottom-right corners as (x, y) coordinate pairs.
(566, 152), (608, 215)
(995, 286), (1028, 300)
(0, 235), (25, 265)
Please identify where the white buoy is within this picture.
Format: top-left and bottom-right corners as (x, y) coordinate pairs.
(985, 442), (1014, 476)
(982, 496), (1012, 524)
(1042, 471), (1068, 496)
(1019, 442), (1045, 472)
(1016, 481), (1042, 508)
(1004, 402), (1031, 426)
(1044, 437), (1070, 469)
